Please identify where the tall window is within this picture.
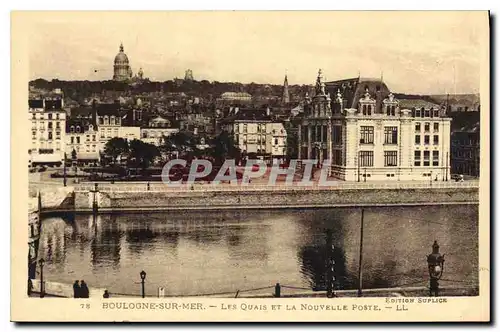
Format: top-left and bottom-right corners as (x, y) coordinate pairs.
(115, 117), (120, 125)
(433, 135), (439, 145)
(424, 123), (430, 132)
(362, 104), (373, 116)
(99, 118), (103, 125)
(332, 126), (342, 145)
(71, 137), (74, 144)
(386, 105), (396, 116)
(424, 135), (430, 145)
(56, 113), (59, 120)
(415, 135), (421, 145)
(415, 109), (422, 117)
(359, 151), (373, 167)
(316, 125), (321, 141)
(423, 151), (430, 166)
(415, 123), (421, 131)
(424, 109), (430, 117)
(76, 137), (80, 144)
(322, 126), (328, 142)
(384, 127), (398, 144)
(48, 132), (53, 140)
(333, 149), (343, 165)
(56, 122), (60, 129)
(433, 123), (439, 132)
(433, 151), (439, 166)
(48, 122), (53, 129)
(360, 126), (374, 144)
(433, 109), (440, 117)
(414, 150), (421, 166)
(301, 126), (307, 142)
(48, 113), (52, 120)
(32, 130), (36, 140)
(384, 151), (398, 166)
(274, 138), (278, 145)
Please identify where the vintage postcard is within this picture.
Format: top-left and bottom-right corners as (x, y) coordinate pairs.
(11, 11), (490, 322)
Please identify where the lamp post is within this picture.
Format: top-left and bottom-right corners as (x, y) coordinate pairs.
(325, 229), (336, 298)
(427, 241), (445, 297)
(63, 152), (67, 187)
(140, 270), (147, 298)
(39, 258), (45, 298)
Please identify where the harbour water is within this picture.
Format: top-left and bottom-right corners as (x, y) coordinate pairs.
(38, 205), (478, 297)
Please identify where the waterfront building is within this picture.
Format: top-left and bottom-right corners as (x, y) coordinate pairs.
(298, 69), (452, 181)
(451, 121), (480, 177)
(113, 43), (133, 82)
(221, 108), (287, 160)
(29, 99), (67, 166)
(66, 119), (100, 165)
(140, 115), (179, 146)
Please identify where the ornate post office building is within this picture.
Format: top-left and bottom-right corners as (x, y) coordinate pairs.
(298, 70), (452, 181)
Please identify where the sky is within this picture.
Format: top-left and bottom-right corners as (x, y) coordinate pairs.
(28, 11), (487, 95)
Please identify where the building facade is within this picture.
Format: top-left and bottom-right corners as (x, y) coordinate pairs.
(66, 120), (100, 164)
(29, 99), (67, 166)
(299, 70), (452, 181)
(451, 122), (480, 177)
(222, 108), (287, 159)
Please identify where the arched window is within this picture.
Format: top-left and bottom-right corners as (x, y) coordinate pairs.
(76, 126), (81, 133)
(89, 125), (93, 131)
(70, 126), (75, 133)
(362, 104), (367, 115)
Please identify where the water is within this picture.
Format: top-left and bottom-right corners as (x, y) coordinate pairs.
(38, 205), (478, 297)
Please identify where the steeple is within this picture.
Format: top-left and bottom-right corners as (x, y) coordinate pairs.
(282, 74), (290, 104)
(315, 69), (326, 95)
(119, 42), (124, 53)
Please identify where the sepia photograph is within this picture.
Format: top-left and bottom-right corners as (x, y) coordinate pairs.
(11, 10), (490, 322)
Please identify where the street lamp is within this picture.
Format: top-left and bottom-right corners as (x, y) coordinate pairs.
(140, 270), (147, 298)
(39, 258), (45, 298)
(427, 241), (445, 297)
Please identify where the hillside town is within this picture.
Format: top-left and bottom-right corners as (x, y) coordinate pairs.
(28, 42), (481, 182)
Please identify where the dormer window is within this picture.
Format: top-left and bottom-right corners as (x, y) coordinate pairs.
(76, 126), (81, 133)
(386, 105), (396, 116)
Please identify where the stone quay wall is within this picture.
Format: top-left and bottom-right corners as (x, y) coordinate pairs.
(74, 187), (479, 211)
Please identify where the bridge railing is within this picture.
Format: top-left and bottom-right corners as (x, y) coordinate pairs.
(75, 180), (480, 193)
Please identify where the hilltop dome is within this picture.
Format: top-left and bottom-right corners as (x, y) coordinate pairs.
(113, 43), (131, 82)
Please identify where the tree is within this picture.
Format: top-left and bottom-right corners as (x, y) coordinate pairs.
(129, 139), (160, 170)
(103, 137), (129, 164)
(212, 130), (241, 165)
(161, 131), (197, 156)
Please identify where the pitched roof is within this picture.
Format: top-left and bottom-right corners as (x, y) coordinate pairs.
(222, 109), (272, 123)
(398, 99), (441, 109)
(324, 77), (391, 113)
(28, 99), (44, 109)
(44, 99), (63, 110)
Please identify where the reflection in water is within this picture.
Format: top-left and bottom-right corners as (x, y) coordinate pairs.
(38, 205), (479, 296)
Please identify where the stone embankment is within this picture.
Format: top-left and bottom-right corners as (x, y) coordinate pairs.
(73, 183), (479, 212)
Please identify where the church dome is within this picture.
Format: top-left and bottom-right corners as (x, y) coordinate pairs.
(114, 43), (129, 64)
